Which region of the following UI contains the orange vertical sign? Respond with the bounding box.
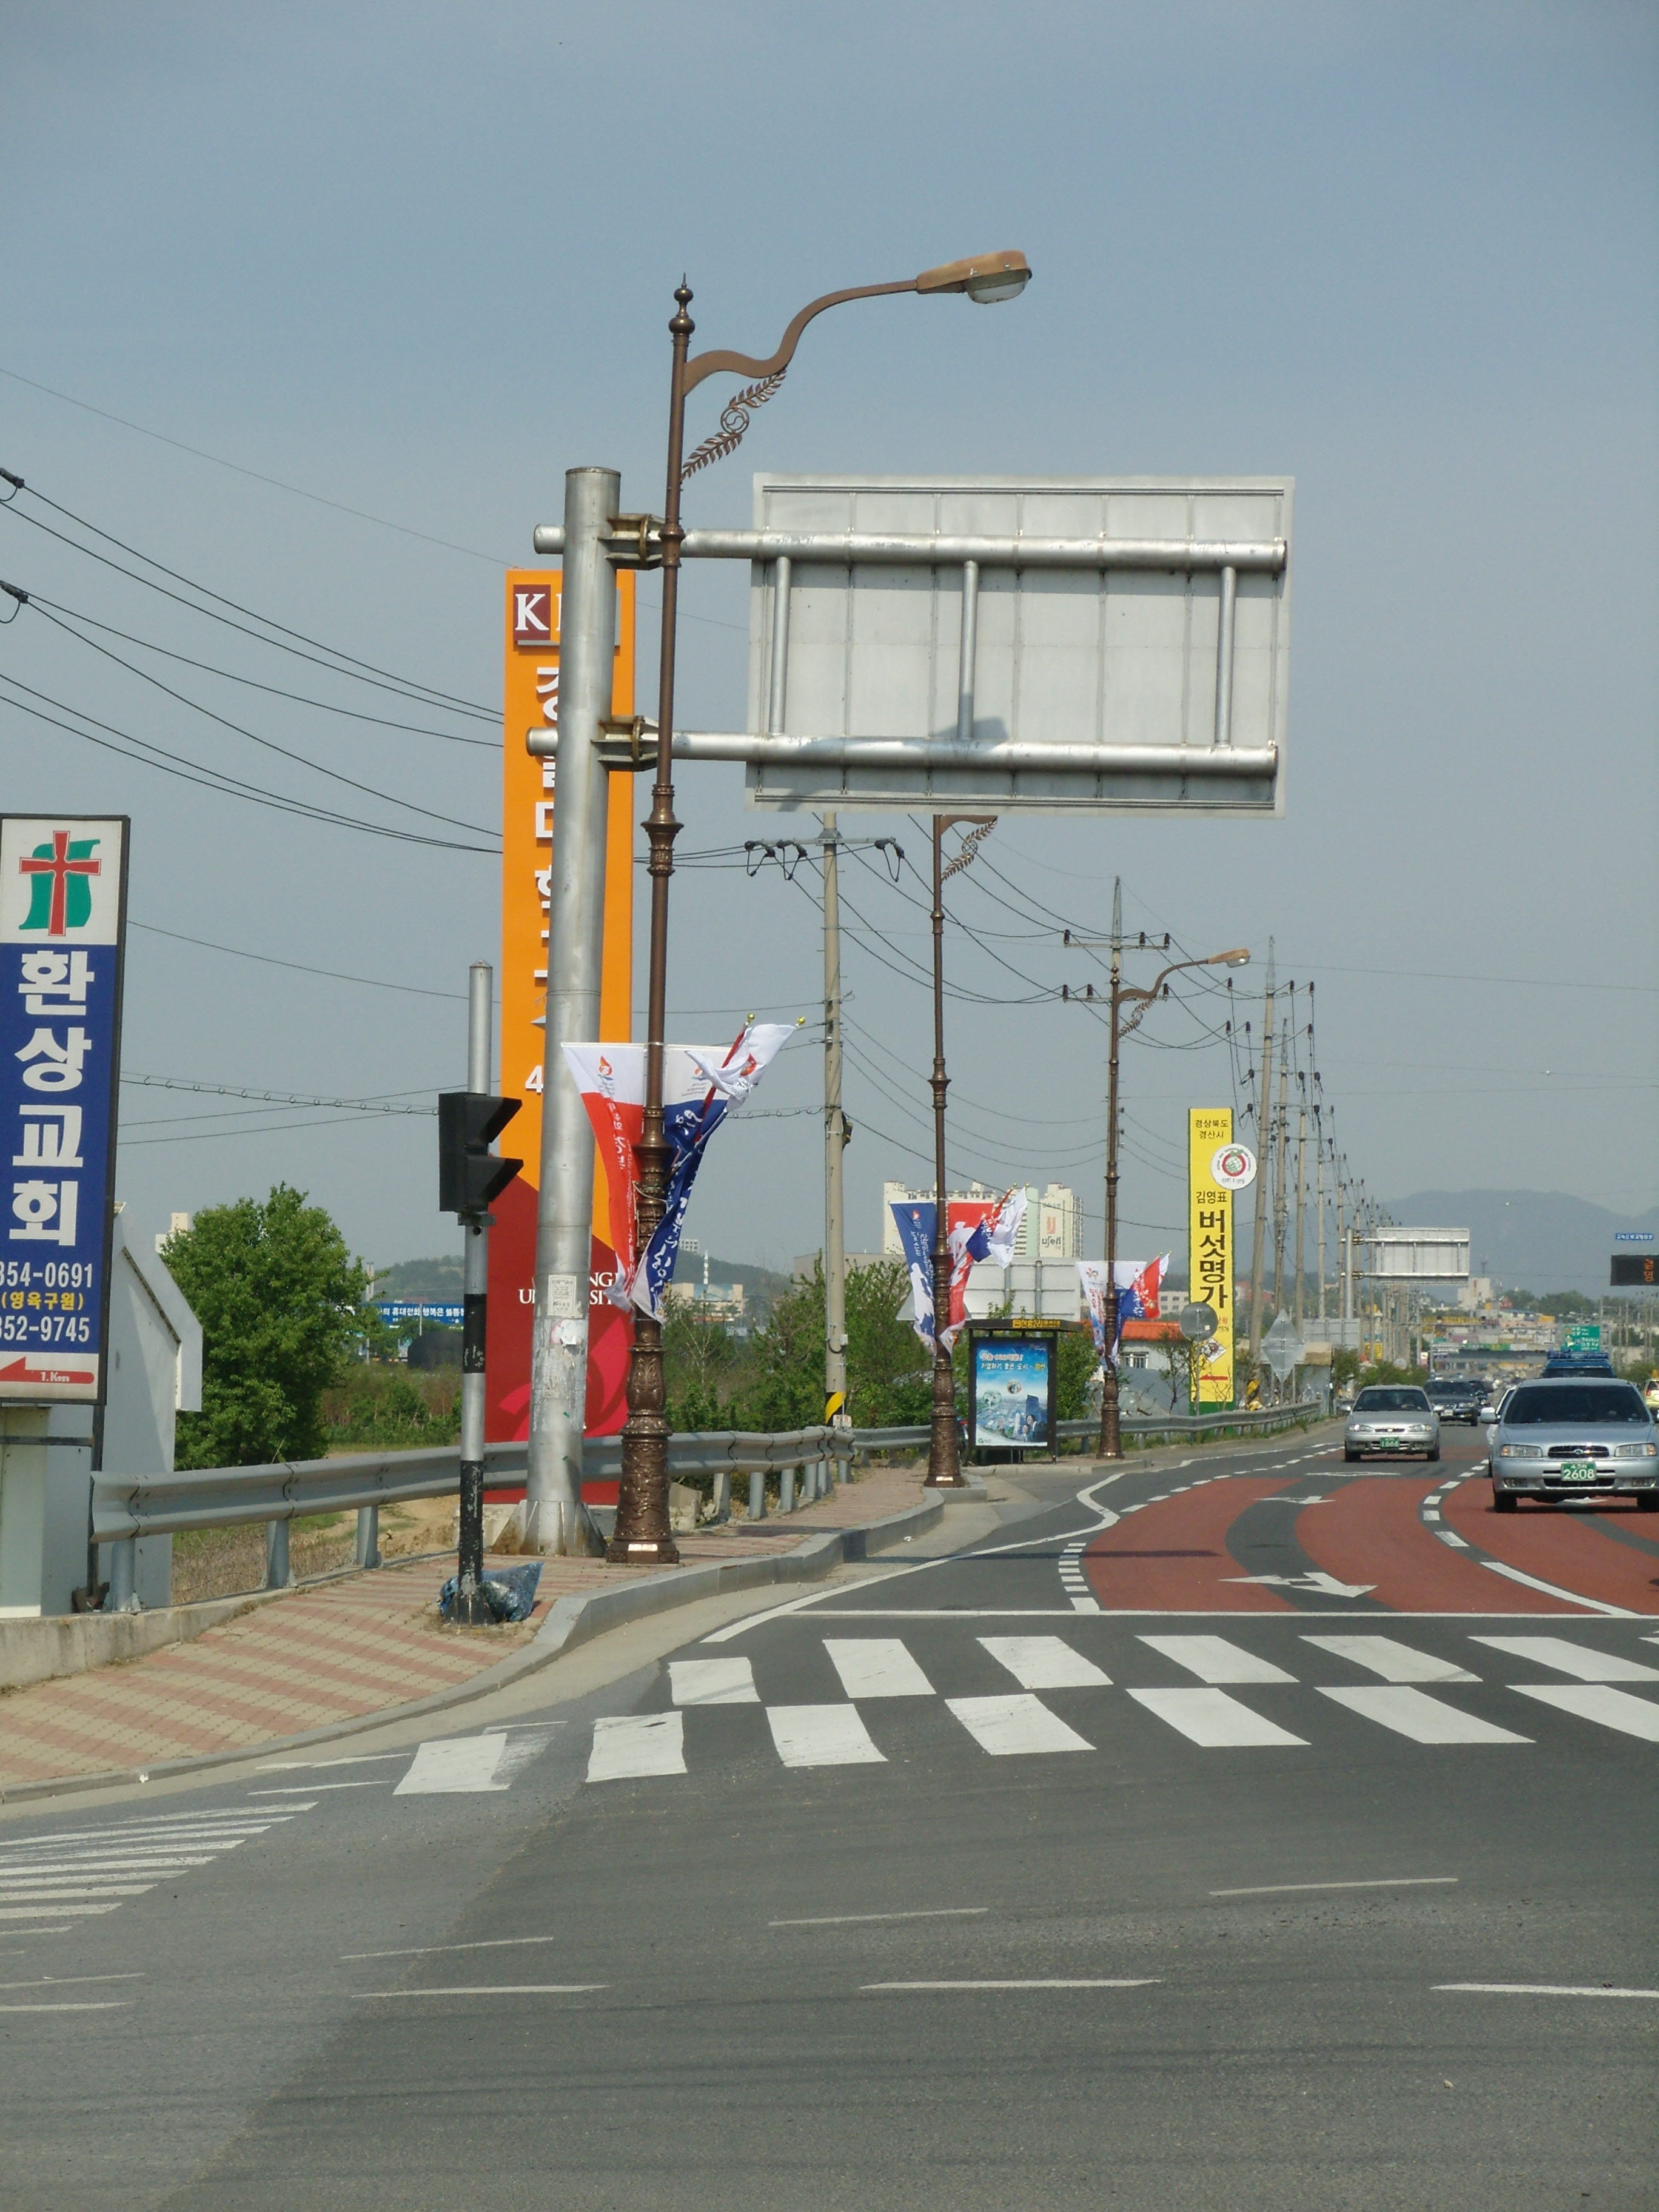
[486,569,636,1444]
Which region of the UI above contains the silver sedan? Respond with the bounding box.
[1489,1377,1659,1512]
[1344,1384,1441,1463]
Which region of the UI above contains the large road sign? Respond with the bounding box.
[719,474,1292,814]
[1612,1254,1658,1287]
[1358,1227,1470,1281]
[0,816,128,1403]
[486,573,637,1445]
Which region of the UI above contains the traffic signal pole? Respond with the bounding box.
[454,964,494,1623]
[525,468,618,1557]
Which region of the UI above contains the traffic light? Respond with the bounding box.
[438,1091,522,1218]
[1611,1253,1658,1287]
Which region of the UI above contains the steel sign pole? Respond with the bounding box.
[526,469,617,1557]
[925,816,964,1487]
[611,289,693,1567]
[1099,879,1124,1460]
[822,814,850,1430]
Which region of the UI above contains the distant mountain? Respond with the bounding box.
[672,1251,793,1316]
[1384,1190,1659,1296]
[372,1255,462,1301]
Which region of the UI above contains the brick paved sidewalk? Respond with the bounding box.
[0,1464,928,1792]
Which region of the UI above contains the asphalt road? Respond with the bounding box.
[5,1426,1656,2211]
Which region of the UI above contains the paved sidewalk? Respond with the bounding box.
[0,1466,928,1791]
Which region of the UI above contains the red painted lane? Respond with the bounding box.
[1442,1476,1659,1615]
[1084,1478,1298,1610]
[1294,1475,1563,1615]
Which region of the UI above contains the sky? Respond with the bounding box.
[1,0,1655,1281]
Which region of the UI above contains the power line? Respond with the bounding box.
[121,1074,438,1114]
[127,920,472,1001]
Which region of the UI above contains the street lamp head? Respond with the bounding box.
[914,249,1033,304]
[1213,948,1252,968]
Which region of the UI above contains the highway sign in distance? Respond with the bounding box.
[1612,1254,1658,1287]
[1179,1301,1219,1341]
[1210,1143,1256,1190]
[1614,1231,1655,1242]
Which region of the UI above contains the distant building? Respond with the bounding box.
[665,1281,748,1328]
[880,1181,1082,1261]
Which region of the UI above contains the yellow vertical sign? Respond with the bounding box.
[1188,1108,1235,1406]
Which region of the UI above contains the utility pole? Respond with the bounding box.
[1314,1098,1327,1327]
[1271,1005,1292,1316]
[1246,941,1275,1363]
[525,466,618,1557]
[822,813,850,1430]
[1293,1068,1308,1329]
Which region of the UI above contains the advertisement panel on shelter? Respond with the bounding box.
[486,572,637,1444]
[0,816,128,1403]
[1187,1107,1235,1406]
[971,1332,1055,1451]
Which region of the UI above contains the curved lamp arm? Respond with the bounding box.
[1119,947,1249,1037]
[678,250,1030,481]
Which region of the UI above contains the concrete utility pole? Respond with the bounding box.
[1314,1099,1326,1327]
[1293,1067,1308,1329]
[1271,1005,1292,1316]
[1246,940,1276,1363]
[525,467,617,1557]
[821,813,850,1430]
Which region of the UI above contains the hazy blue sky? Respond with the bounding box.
[2,1,1654,1279]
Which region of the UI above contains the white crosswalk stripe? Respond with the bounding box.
[823,1640,934,1698]
[1509,1684,1659,1741]
[0,1807,313,1925]
[1317,1686,1530,1745]
[394,1726,560,1795]
[1127,1687,1308,1748]
[1302,1635,1478,1684]
[766,1704,886,1768]
[979,1636,1112,1689]
[587,1712,686,1781]
[1470,1637,1659,1683]
[947,1694,1093,1757]
[1138,1635,1296,1685]
[669,1658,759,1706]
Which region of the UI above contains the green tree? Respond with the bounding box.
[163,1185,371,1468]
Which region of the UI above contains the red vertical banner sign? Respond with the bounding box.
[486,571,636,1445]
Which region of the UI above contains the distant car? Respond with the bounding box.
[1345,1385,1440,1463]
[1542,1351,1616,1378]
[1646,1377,1659,1415]
[1489,1378,1658,1511]
[1426,1378,1483,1423]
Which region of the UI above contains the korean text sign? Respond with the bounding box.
[0,817,127,1402]
[971,1331,1056,1452]
[1187,1107,1234,1406]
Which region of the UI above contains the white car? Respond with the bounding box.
[1344,1384,1441,1463]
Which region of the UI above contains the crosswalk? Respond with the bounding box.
[0,1802,317,1929]
[583,1629,1659,1781]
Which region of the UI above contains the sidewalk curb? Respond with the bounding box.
[0,1491,944,1808]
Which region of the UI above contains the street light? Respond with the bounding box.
[1065,899,1248,1461]
[609,253,1033,1567]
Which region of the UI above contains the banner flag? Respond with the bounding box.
[563,1022,794,1319]
[1077,1254,1168,1361]
[890,1199,936,1347]
[1187,1108,1236,1405]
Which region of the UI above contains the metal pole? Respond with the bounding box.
[925,817,964,1486]
[612,287,692,1565]
[1315,1108,1326,1327]
[1271,1009,1291,1314]
[1293,1070,1308,1329]
[526,468,618,1557]
[1246,942,1275,1362]
[822,814,850,1428]
[1099,878,1124,1460]
[452,963,495,1621]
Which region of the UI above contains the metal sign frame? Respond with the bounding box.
[1358,1228,1471,1282]
[728,474,1292,814]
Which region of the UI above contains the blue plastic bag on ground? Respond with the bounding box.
[437,1560,543,1624]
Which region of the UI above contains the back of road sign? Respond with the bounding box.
[739,474,1292,815]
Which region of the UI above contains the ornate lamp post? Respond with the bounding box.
[608,252,1033,1566]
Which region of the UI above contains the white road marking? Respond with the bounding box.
[394,1734,511,1795]
[1475,1561,1633,1617]
[766,1704,886,1768]
[1509,1684,1659,1741]
[1139,1634,1296,1684]
[669,1657,759,1706]
[354,1985,606,1999]
[1471,1636,1659,1683]
[586,1712,686,1781]
[979,1636,1111,1689]
[1070,1593,1103,1614]
[0,1883,157,1899]
[862,1979,1159,1991]
[247,1781,392,1794]
[1301,1635,1478,1684]
[946,1694,1093,1757]
[0,2000,133,2013]
[823,1639,935,1698]
[1128,1688,1308,1748]
[256,1754,406,1770]
[344,1936,572,1960]
[768,1908,989,1928]
[1318,1686,1529,1745]
[0,1856,219,1874]
[1211,1877,1457,1896]
[1436,1983,1659,1999]
[0,1904,122,1920]
[0,1822,283,1851]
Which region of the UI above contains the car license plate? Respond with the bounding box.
[1376,1438,1401,1450]
[1557,1460,1598,1482]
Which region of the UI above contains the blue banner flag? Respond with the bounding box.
[0,817,129,1403]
